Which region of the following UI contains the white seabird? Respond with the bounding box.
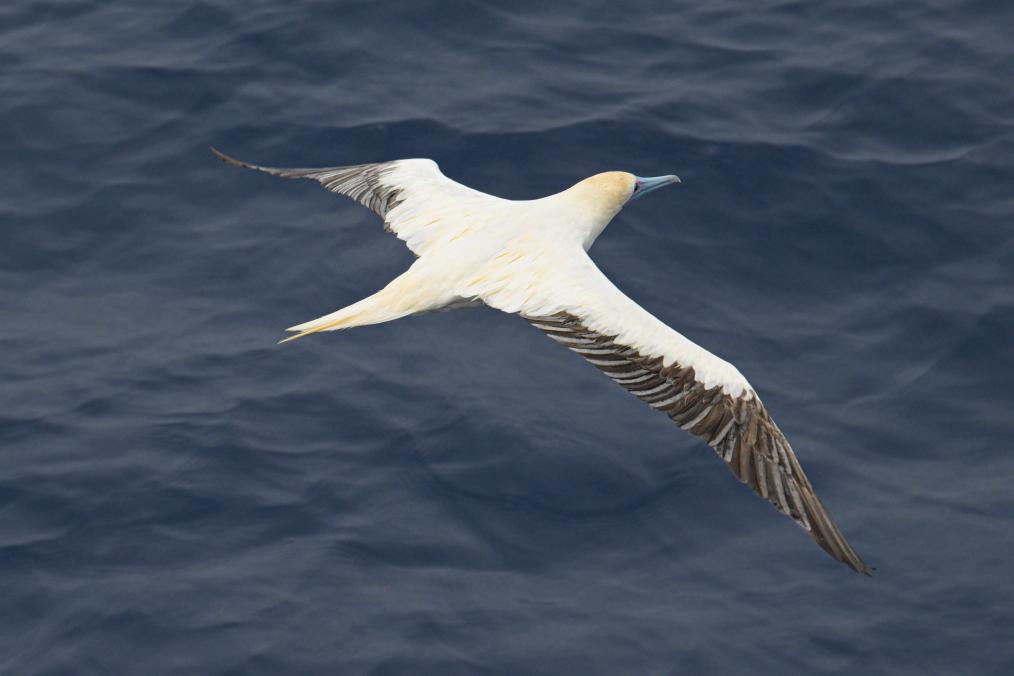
[212,147,870,575]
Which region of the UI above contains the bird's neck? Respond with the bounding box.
[544,186,623,250]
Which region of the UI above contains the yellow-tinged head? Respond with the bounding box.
[566,171,681,220]
[571,172,638,215]
[553,171,681,248]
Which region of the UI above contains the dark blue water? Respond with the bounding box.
[3,1,1013,673]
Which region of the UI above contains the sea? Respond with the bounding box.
[2,1,1012,673]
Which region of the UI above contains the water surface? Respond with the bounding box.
[2,1,1013,673]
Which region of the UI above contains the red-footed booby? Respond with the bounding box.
[212,147,870,575]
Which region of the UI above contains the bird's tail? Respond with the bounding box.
[280,266,450,343]
[280,298,391,343]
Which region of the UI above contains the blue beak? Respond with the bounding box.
[631,174,680,200]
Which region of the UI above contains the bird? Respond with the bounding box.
[211,147,870,575]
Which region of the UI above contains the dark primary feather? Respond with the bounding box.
[526,312,870,575]
[210,147,404,226]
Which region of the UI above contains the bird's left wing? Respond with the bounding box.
[211,148,497,256]
[478,249,869,574]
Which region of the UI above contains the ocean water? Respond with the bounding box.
[2,0,1013,673]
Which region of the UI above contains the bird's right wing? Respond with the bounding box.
[476,248,869,574]
[211,148,499,256]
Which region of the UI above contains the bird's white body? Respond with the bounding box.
[287,159,750,397]
[213,149,869,574]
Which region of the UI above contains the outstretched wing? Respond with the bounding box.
[481,250,869,574]
[211,148,498,256]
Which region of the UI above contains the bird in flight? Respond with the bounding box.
[212,147,870,574]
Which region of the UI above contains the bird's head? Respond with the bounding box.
[556,170,681,248]
[567,171,681,219]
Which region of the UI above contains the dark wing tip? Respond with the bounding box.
[795,474,870,576]
[848,548,873,576]
[850,558,873,576]
[847,539,873,576]
[209,145,236,164]
[838,543,873,576]
[209,147,342,184]
[209,146,269,172]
